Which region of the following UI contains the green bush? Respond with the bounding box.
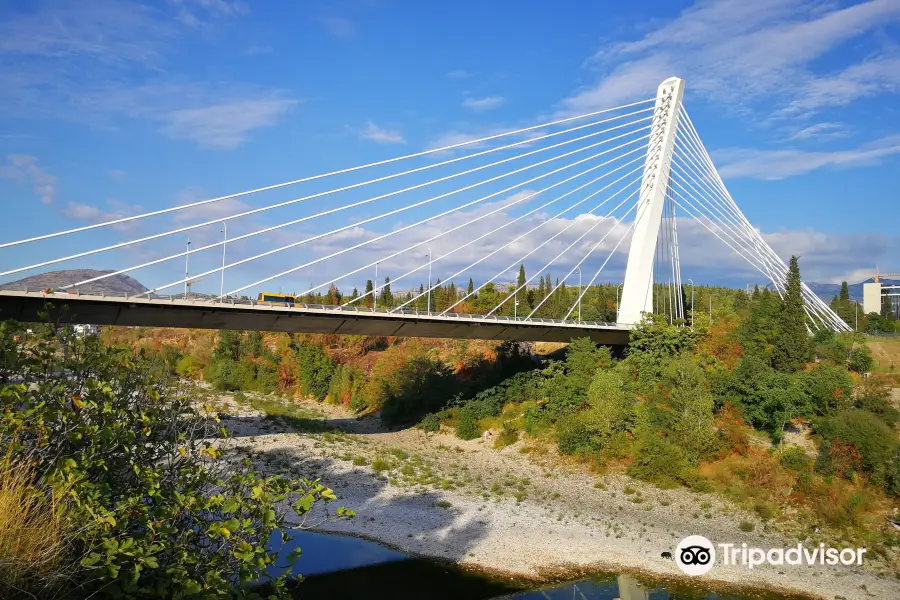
[292,342,335,401]
[815,409,899,486]
[0,319,353,598]
[455,408,480,440]
[848,346,874,374]
[779,446,811,471]
[627,433,695,488]
[802,364,853,416]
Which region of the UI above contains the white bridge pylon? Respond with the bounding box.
[0,78,850,336]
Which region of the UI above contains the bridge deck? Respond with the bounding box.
[0,291,632,345]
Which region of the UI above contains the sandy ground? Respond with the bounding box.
[210,393,900,600]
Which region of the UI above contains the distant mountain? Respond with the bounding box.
[0,269,148,296]
[805,278,900,304]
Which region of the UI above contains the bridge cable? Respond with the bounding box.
[217,136,654,299]
[0,98,655,248]
[6,114,655,282]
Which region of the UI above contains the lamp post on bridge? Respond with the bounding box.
[426,247,432,315]
[574,267,582,322]
[184,238,191,299]
[373,262,378,312]
[220,222,227,300]
[687,278,694,330]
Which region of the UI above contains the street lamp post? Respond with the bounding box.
[855,302,859,331]
[373,262,378,312]
[184,238,191,298]
[574,267,582,322]
[220,223,227,300]
[426,248,433,314]
[687,279,694,330]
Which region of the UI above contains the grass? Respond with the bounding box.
[436,500,452,509]
[739,520,755,532]
[233,393,333,432]
[0,450,72,594]
[371,459,391,472]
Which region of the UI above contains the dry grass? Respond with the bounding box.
[0,448,74,597]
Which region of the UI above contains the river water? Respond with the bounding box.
[272,530,799,600]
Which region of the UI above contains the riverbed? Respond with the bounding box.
[209,391,900,600]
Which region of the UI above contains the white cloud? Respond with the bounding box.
[462,96,506,112]
[0,154,57,204]
[714,135,900,179]
[556,0,900,117]
[784,122,851,142]
[108,169,127,181]
[322,17,356,39]
[0,1,293,149]
[60,199,143,232]
[358,121,405,144]
[447,69,472,79]
[160,97,298,149]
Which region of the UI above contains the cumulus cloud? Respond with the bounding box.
[358,121,405,144]
[462,96,505,112]
[0,154,57,204]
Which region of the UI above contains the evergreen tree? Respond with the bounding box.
[417,284,426,311]
[517,265,526,297]
[351,287,359,301]
[379,276,392,308]
[364,279,374,308]
[537,276,545,301]
[467,277,474,298]
[771,255,810,373]
[839,281,850,302]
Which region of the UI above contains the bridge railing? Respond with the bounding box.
[5,287,626,329]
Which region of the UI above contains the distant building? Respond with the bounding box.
[73,324,100,337]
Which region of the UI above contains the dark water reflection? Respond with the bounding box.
[274,531,796,600]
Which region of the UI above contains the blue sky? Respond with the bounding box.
[1,0,899,297]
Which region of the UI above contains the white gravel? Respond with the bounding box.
[212,394,900,600]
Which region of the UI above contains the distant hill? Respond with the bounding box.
[0,269,148,296]
[806,278,900,304]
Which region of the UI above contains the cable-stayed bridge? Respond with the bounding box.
[0,78,850,343]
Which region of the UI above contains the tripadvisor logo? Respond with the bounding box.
[673,536,867,576]
[675,535,716,576]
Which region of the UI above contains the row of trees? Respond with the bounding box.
[418,256,900,524]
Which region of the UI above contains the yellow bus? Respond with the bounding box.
[257,292,297,306]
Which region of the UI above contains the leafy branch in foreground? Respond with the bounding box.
[0,312,353,599]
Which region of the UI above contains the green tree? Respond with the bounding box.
[467,277,475,298]
[664,356,716,461]
[772,256,810,373]
[0,320,353,599]
[363,279,374,308]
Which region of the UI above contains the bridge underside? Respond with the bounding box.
[0,292,630,345]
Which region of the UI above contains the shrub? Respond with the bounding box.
[455,408,480,440]
[848,346,875,374]
[779,446,811,471]
[802,364,853,416]
[815,409,899,486]
[292,342,335,401]
[627,433,695,488]
[0,319,353,598]
[493,422,520,449]
[739,520,755,532]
